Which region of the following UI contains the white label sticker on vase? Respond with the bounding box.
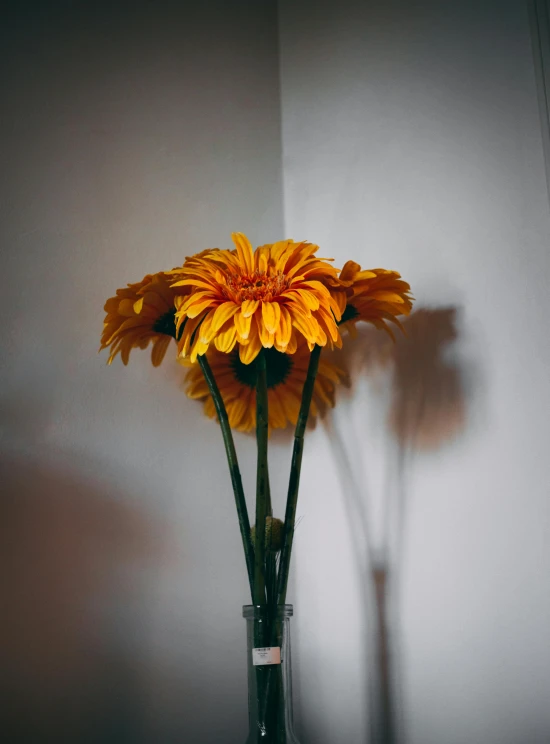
[252,647,281,666]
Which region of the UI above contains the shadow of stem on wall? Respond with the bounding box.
[325,307,468,744]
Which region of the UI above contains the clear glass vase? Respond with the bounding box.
[243,604,300,744]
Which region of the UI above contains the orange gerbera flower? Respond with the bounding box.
[100,272,185,365]
[170,233,343,364]
[183,344,346,432]
[332,261,413,338]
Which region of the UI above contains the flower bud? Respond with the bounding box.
[251,516,284,552]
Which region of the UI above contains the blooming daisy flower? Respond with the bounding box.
[170,233,343,364]
[100,272,184,366]
[183,344,346,432]
[332,261,413,338]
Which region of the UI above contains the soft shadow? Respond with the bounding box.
[326,306,472,744]
[0,452,166,743]
[390,307,466,451]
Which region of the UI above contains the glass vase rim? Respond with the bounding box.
[242,603,293,618]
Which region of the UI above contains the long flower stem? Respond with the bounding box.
[254,350,270,608]
[198,354,255,599]
[253,352,271,742]
[276,344,322,608]
[260,345,322,730]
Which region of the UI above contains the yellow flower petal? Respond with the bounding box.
[275,305,292,349]
[214,322,237,353]
[241,299,259,317]
[286,330,298,355]
[190,337,209,362]
[118,299,138,317]
[239,324,262,364]
[371,291,406,303]
[231,232,255,274]
[257,313,275,348]
[198,309,216,344]
[290,308,320,344]
[339,260,361,283]
[187,298,216,319]
[234,310,252,340]
[151,335,172,367]
[262,301,281,335]
[211,301,240,333]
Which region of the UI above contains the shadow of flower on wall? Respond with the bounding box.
[325,306,471,744]
[0,452,168,743]
[389,307,466,451]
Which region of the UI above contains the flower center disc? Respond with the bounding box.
[153,307,179,338]
[226,271,287,302]
[230,347,293,389]
[339,303,360,325]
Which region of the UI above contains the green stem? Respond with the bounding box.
[253,352,271,742]
[254,350,270,608]
[259,345,322,730]
[276,344,322,608]
[198,354,255,600]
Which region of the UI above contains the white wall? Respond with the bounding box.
[279,1,550,743]
[0,2,283,741]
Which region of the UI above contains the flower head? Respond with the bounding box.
[100,272,184,366]
[183,344,346,432]
[170,233,343,364]
[333,261,413,338]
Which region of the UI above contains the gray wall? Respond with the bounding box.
[1,2,283,742]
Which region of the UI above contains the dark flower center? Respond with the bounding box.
[230,347,293,389]
[339,304,359,325]
[153,308,180,339]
